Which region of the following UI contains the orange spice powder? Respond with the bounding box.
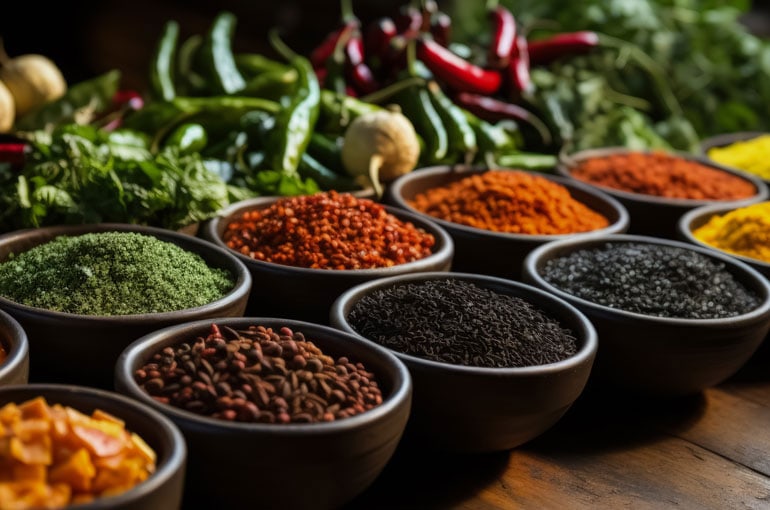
[569,151,756,200]
[407,170,610,235]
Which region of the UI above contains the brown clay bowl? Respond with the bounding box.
[0,223,252,389]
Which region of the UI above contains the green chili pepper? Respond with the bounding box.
[176,34,208,96]
[241,68,298,100]
[235,54,291,78]
[465,111,519,157]
[307,132,343,171]
[395,83,448,165]
[318,90,383,134]
[200,11,247,95]
[298,152,359,192]
[164,123,208,155]
[426,81,477,164]
[267,30,321,177]
[496,152,558,171]
[150,20,179,101]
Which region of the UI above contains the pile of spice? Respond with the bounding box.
[569,151,757,200]
[135,324,383,424]
[541,242,760,319]
[707,135,770,180]
[346,279,578,368]
[223,191,435,270]
[0,232,234,315]
[407,170,609,235]
[691,202,770,264]
[0,396,156,509]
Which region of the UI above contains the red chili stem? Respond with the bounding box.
[488,5,517,69]
[527,31,600,65]
[417,38,502,95]
[454,92,552,146]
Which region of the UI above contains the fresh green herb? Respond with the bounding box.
[0,232,234,315]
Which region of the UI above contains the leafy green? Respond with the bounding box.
[0,124,231,232]
[450,0,770,151]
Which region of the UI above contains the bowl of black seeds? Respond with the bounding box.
[0,223,252,389]
[522,234,770,397]
[329,272,597,453]
[114,317,412,510]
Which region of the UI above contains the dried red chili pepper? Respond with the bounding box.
[364,17,398,59]
[430,11,452,47]
[394,5,423,38]
[309,20,360,69]
[527,31,600,65]
[507,35,532,95]
[487,5,517,68]
[453,92,552,146]
[417,38,502,95]
[344,35,379,94]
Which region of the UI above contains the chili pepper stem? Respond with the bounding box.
[359,76,425,104]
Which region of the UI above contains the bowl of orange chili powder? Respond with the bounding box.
[557,147,769,239]
[385,165,629,279]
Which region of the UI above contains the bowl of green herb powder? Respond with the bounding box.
[0,223,252,389]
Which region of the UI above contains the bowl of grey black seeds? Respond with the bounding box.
[522,234,770,397]
[0,223,252,389]
[114,317,412,510]
[329,272,598,453]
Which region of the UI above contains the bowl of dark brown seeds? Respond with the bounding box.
[329,272,597,453]
[114,317,412,510]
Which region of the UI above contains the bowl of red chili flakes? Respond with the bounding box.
[201,191,454,324]
[556,147,769,239]
[385,165,629,280]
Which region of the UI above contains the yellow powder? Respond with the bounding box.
[707,135,770,180]
[692,201,770,263]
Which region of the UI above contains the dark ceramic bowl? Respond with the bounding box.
[0,223,252,389]
[556,147,769,239]
[329,272,597,453]
[522,234,770,397]
[0,383,186,510]
[678,202,770,279]
[201,195,454,324]
[384,165,629,280]
[700,131,770,187]
[0,308,29,386]
[115,317,412,510]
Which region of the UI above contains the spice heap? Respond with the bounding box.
[407,170,609,235]
[541,242,760,319]
[346,279,578,368]
[691,202,770,264]
[0,232,234,315]
[136,324,383,424]
[0,397,156,509]
[707,135,770,180]
[570,151,757,200]
[223,191,435,269]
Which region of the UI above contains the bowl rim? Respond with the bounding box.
[0,383,186,509]
[0,223,252,322]
[386,164,631,241]
[555,146,770,207]
[699,131,767,155]
[329,271,599,375]
[202,194,455,275]
[523,233,770,326]
[115,317,413,435]
[677,201,770,271]
[0,308,28,380]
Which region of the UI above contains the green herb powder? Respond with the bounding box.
[0,232,234,315]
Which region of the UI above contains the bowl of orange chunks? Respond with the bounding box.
[0,384,186,509]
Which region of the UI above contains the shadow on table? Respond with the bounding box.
[343,437,511,510]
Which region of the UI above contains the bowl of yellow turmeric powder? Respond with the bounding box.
[678,201,770,279]
[701,132,770,186]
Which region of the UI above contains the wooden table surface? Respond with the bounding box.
[345,342,770,509]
